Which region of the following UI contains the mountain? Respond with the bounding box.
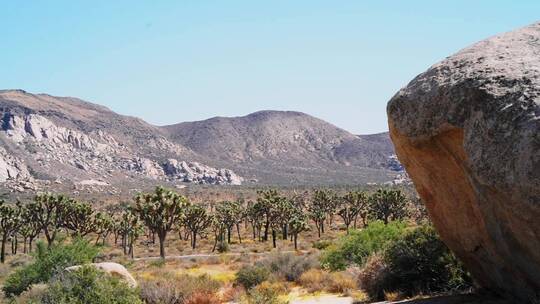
[162,111,398,183]
[0,90,399,196]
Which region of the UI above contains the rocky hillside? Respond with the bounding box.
[0,89,399,195]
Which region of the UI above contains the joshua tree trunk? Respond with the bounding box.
[191,231,197,249]
[129,235,135,259]
[251,223,257,240]
[44,228,56,248]
[263,220,270,241]
[11,237,17,254]
[236,224,242,244]
[28,237,35,253]
[158,231,167,259]
[1,235,7,263]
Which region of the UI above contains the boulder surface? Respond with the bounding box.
[387,22,540,301]
[66,262,137,288]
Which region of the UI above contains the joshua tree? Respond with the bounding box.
[183,204,213,249]
[255,189,282,242]
[211,215,227,252]
[18,204,40,254]
[267,196,293,248]
[369,188,408,224]
[338,191,369,234]
[63,200,96,237]
[118,210,143,258]
[0,202,21,263]
[26,193,70,247]
[215,201,243,244]
[288,206,309,250]
[94,212,114,245]
[245,201,265,241]
[308,190,335,238]
[133,186,189,259]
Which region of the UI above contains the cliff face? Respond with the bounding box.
[387,22,540,301]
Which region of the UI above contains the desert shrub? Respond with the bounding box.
[244,281,285,304]
[40,265,142,304]
[327,272,357,294]
[298,269,355,294]
[256,252,317,282]
[149,259,166,268]
[298,269,330,292]
[11,283,47,304]
[357,253,391,300]
[321,221,407,271]
[235,265,269,289]
[139,273,221,304]
[382,225,472,297]
[3,239,100,297]
[216,241,229,253]
[312,240,333,250]
[184,292,221,304]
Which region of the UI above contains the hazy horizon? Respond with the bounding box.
[2,1,539,134]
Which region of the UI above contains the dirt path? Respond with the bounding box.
[133,250,304,261]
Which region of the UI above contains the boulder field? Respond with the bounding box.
[387,22,540,301]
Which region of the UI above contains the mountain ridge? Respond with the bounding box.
[0,89,399,195]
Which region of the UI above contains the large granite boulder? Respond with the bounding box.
[387,22,540,302]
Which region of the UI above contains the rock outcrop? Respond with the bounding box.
[0,146,29,182]
[0,90,249,189]
[387,23,540,301]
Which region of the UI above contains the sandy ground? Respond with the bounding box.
[285,287,355,304]
[290,294,354,304]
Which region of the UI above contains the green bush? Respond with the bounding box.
[382,225,472,297]
[40,265,142,304]
[235,265,269,289]
[257,253,317,282]
[321,221,407,271]
[3,239,100,297]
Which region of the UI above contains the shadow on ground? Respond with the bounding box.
[371,294,510,304]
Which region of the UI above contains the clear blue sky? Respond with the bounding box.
[2,1,539,134]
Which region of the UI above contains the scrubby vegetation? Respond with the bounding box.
[139,272,221,304]
[40,265,142,304]
[341,225,473,301]
[0,185,476,303]
[321,221,407,271]
[3,239,99,297]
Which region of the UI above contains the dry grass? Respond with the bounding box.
[385,290,404,301]
[357,252,390,300]
[184,292,221,304]
[138,270,222,304]
[298,269,357,295]
[298,269,329,292]
[326,272,357,294]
